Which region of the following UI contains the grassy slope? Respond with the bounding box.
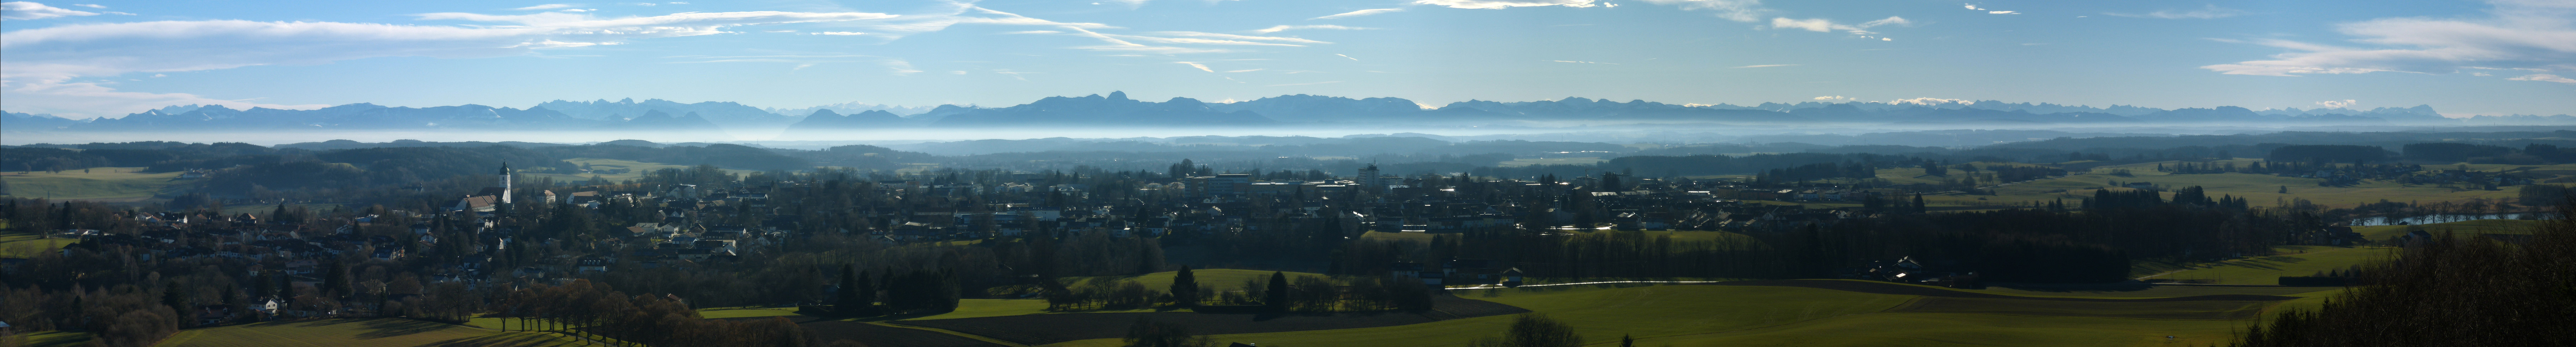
[1048,284,1909,347]
[0,168,185,200]
[154,319,581,347]
[0,232,82,258]
[697,306,804,319]
[1044,281,2313,347]
[2141,246,2398,285]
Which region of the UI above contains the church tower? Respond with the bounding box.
[499,162,514,204]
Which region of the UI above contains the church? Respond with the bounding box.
[451,163,516,215]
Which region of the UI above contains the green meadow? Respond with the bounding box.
[1041,280,2299,347]
[0,167,188,201]
[153,319,582,347]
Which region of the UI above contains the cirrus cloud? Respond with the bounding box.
[2,1,99,20]
[1311,8,1402,20]
[2200,0,2576,78]
[0,10,900,117]
[1412,0,1597,10]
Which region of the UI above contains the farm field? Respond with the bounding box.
[2140,245,2398,285]
[1033,280,2304,347]
[0,232,81,258]
[0,167,187,201]
[153,319,582,347]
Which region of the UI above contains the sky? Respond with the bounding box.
[1,0,2571,119]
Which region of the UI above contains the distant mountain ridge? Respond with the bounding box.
[7,92,2571,134]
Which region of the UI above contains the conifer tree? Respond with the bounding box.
[1169,266,1199,306]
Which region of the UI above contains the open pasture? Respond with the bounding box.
[154,319,580,347]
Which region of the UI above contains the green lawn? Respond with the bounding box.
[0,167,187,201]
[154,319,582,347]
[2141,245,2398,285]
[0,232,80,258]
[697,306,803,319]
[15,331,90,347]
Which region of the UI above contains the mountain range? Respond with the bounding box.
[7,92,2571,135]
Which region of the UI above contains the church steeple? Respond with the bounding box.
[498,162,513,204]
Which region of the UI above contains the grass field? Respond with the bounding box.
[2141,245,2398,285]
[0,167,187,201]
[14,331,90,347]
[0,232,80,258]
[697,306,804,319]
[1033,281,2301,347]
[154,319,582,347]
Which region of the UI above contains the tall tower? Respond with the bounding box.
[1357,164,1381,188]
[499,162,513,204]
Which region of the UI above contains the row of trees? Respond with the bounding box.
[496,279,823,347]
[2233,202,2575,346]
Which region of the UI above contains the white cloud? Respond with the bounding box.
[1733,64,1798,68]
[513,4,574,10]
[2107,5,2245,20]
[2199,0,2576,77]
[1153,31,1329,43]
[1249,24,1371,33]
[1336,53,1359,60]
[560,9,592,12]
[1813,96,1853,101]
[1311,8,1402,20]
[1175,61,1213,72]
[2315,99,2358,108]
[810,31,866,35]
[1964,4,1982,10]
[1988,11,2018,14]
[1636,0,1767,22]
[0,10,902,117]
[70,3,98,8]
[1771,16,1907,35]
[2511,74,2576,83]
[3,1,100,20]
[1412,0,1597,10]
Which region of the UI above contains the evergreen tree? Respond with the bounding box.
[837,264,864,315]
[1169,266,1199,306]
[1264,271,1289,312]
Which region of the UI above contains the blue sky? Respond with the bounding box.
[2,0,2570,119]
